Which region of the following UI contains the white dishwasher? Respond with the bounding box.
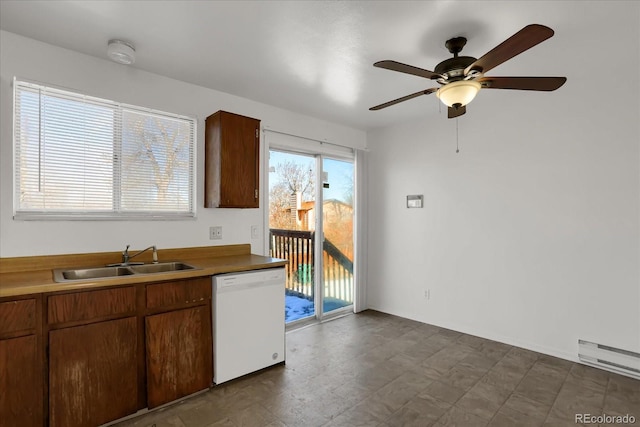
[212,267,285,384]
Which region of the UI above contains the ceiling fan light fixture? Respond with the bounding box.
[107,39,136,65]
[436,80,481,108]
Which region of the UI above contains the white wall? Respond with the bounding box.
[366,2,640,361]
[0,30,366,257]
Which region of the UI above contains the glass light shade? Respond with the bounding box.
[436,80,481,107]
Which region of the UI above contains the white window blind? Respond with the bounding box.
[13,79,196,220]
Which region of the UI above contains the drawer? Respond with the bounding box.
[48,287,136,324]
[0,299,36,334]
[146,278,211,309]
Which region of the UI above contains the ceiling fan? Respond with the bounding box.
[370,24,567,118]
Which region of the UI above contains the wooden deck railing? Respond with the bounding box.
[269,229,315,297]
[322,238,353,302]
[269,228,353,304]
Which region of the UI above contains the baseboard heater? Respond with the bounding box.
[578,339,640,380]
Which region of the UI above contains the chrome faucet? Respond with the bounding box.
[121,244,158,265]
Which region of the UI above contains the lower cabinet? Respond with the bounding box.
[48,317,138,427]
[0,297,42,427]
[146,305,213,408]
[2,277,214,426]
[0,334,42,427]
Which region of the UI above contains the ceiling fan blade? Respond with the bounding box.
[374,60,444,80]
[478,76,567,91]
[448,104,466,119]
[464,24,555,75]
[369,88,437,111]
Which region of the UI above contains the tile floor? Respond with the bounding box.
[114,310,639,427]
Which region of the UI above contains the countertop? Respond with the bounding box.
[0,244,287,298]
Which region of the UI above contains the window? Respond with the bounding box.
[13,79,196,220]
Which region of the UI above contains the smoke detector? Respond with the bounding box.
[107,39,136,65]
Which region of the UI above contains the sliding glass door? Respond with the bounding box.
[269,150,317,323]
[268,149,354,324]
[320,157,354,316]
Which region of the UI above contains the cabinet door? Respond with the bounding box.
[205,111,260,208]
[0,335,42,427]
[49,317,137,427]
[146,278,211,310]
[220,113,260,208]
[146,305,212,408]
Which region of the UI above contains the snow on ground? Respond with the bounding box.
[285,293,351,322]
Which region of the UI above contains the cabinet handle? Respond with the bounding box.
[254,189,258,199]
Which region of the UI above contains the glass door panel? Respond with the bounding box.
[321,157,354,315]
[268,150,316,323]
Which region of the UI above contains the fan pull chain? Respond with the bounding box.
[456,117,460,153]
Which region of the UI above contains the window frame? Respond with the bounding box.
[12,79,197,221]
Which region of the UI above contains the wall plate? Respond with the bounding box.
[407,195,423,208]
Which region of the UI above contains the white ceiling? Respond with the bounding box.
[0,1,605,131]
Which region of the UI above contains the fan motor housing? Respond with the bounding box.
[434,56,477,81]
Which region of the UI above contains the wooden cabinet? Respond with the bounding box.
[146,278,211,309]
[0,274,218,425]
[0,298,43,427]
[47,287,138,427]
[47,286,136,324]
[48,318,138,427]
[205,110,260,208]
[146,306,213,408]
[0,298,37,333]
[145,277,212,408]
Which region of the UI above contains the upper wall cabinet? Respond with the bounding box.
[205,111,260,208]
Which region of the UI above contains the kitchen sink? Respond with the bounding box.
[53,262,197,283]
[54,266,135,282]
[128,262,195,274]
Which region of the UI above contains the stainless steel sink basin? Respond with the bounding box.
[54,266,134,282]
[129,262,195,274]
[53,262,197,282]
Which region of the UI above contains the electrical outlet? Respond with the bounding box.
[424,289,431,300]
[251,225,258,239]
[209,226,222,240]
